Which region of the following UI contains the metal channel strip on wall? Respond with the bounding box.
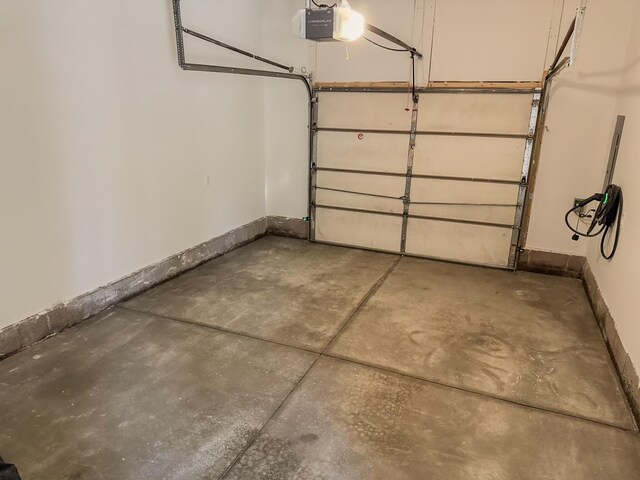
[310,87,542,270]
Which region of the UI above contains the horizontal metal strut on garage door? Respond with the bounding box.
[308,83,542,270]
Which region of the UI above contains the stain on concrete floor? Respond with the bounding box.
[0,308,316,479]
[326,257,636,429]
[123,236,396,352]
[225,357,640,480]
[1,236,639,479]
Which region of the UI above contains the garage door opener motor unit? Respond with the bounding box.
[293,1,365,42]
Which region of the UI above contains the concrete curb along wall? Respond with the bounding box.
[0,216,308,360]
[582,261,640,422]
[267,216,308,239]
[517,248,585,278]
[520,248,640,423]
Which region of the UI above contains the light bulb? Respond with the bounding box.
[333,7,365,42]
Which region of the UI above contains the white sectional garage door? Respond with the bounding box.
[310,88,540,269]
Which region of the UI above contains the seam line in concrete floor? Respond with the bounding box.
[118,255,639,437]
[320,256,403,355]
[218,256,402,479]
[119,297,639,436]
[119,300,638,437]
[325,352,640,436]
[221,354,322,479]
[117,305,322,355]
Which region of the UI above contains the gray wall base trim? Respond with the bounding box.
[582,261,640,424]
[517,248,585,278]
[1,216,307,360]
[267,216,309,239]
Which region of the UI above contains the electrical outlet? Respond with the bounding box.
[573,198,585,216]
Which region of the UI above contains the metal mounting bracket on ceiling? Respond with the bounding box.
[181,27,295,73]
[172,0,310,92]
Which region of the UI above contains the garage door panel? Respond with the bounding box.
[411,178,519,205]
[413,135,525,181]
[315,208,402,252]
[405,219,512,267]
[318,92,412,131]
[410,205,517,225]
[316,190,402,214]
[317,131,408,173]
[313,90,535,268]
[417,94,533,134]
[316,171,405,214]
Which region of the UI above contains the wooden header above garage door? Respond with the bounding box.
[314,81,543,93]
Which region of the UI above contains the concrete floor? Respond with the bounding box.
[1,236,639,479]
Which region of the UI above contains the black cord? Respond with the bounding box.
[361,36,416,101]
[363,36,408,52]
[600,189,623,259]
[564,210,606,237]
[564,184,623,259]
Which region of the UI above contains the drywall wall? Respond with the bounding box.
[0,0,268,329]
[526,0,637,255]
[586,2,640,372]
[262,0,312,219]
[314,0,561,83]
[428,0,562,81]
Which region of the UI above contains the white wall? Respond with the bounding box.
[0,0,268,329]
[262,0,312,218]
[587,2,640,371]
[526,0,637,254]
[314,0,561,83]
[428,0,561,82]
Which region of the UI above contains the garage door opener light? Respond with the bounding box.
[293,0,365,42]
